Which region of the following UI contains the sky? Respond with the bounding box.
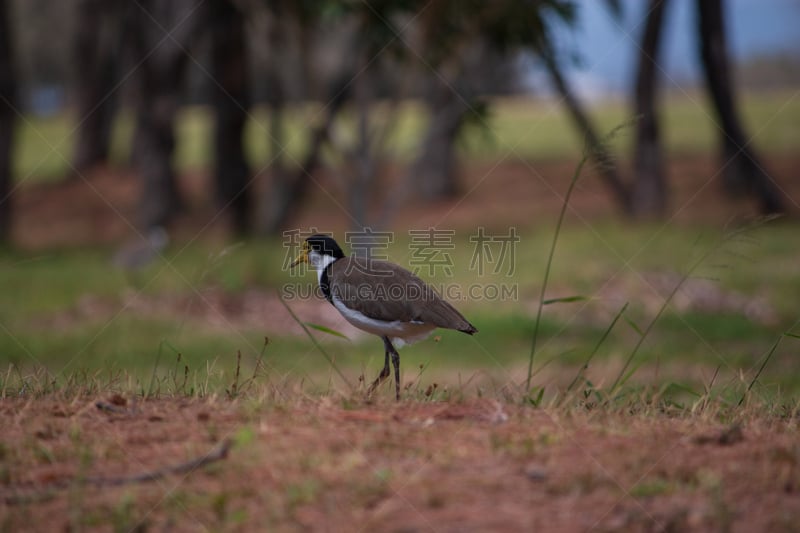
[548,0,800,97]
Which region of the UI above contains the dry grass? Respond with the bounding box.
[1,371,798,532]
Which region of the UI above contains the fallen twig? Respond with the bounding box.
[693,423,744,446]
[94,400,130,414]
[3,439,232,505]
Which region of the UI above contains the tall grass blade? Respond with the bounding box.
[610,272,689,393]
[543,295,588,305]
[305,323,350,340]
[147,341,165,398]
[738,334,784,406]
[694,364,721,413]
[610,217,774,395]
[526,120,637,394]
[623,315,644,337]
[526,156,587,392]
[566,302,629,393]
[278,292,354,392]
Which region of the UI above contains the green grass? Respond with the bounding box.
[1,221,798,399]
[11,90,800,182]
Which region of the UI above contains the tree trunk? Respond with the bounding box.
[412,80,465,201]
[262,80,349,233]
[697,0,784,214]
[130,0,204,230]
[632,0,669,216]
[210,0,250,235]
[348,51,375,229]
[541,51,632,213]
[71,0,123,174]
[0,0,15,242]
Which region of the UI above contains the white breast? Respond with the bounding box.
[331,296,435,347]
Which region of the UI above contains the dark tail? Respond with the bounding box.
[460,323,478,335]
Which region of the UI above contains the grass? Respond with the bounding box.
[12,90,800,182]
[1,219,798,401]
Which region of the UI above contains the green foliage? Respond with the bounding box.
[303,323,350,340]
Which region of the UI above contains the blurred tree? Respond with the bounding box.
[409,2,481,202]
[253,0,353,233]
[347,45,376,228]
[457,0,632,212]
[210,0,251,235]
[3,0,786,241]
[129,0,206,230]
[70,0,126,174]
[357,0,581,214]
[337,1,399,228]
[411,0,569,202]
[235,0,591,233]
[250,0,579,232]
[541,49,632,212]
[697,0,784,214]
[0,0,14,241]
[628,0,785,215]
[261,82,349,233]
[252,0,291,232]
[12,0,74,91]
[631,0,669,216]
[411,76,470,201]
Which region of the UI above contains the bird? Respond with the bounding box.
[290,234,477,400]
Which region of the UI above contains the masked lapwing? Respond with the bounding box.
[291,234,477,400]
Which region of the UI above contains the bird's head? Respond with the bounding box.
[290,234,346,271]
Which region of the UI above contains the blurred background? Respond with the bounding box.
[0,0,797,399]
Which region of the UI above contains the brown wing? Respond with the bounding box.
[329,257,477,333]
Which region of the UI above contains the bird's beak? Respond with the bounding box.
[290,247,308,268]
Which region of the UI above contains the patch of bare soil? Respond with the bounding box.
[536,270,780,327]
[1,397,798,532]
[8,155,800,249]
[30,287,370,341]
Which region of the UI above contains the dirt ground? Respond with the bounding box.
[1,396,798,532]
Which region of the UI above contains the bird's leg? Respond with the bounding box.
[376,336,401,401]
[389,342,401,401]
[367,337,392,395]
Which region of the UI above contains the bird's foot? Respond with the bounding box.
[366,368,391,397]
